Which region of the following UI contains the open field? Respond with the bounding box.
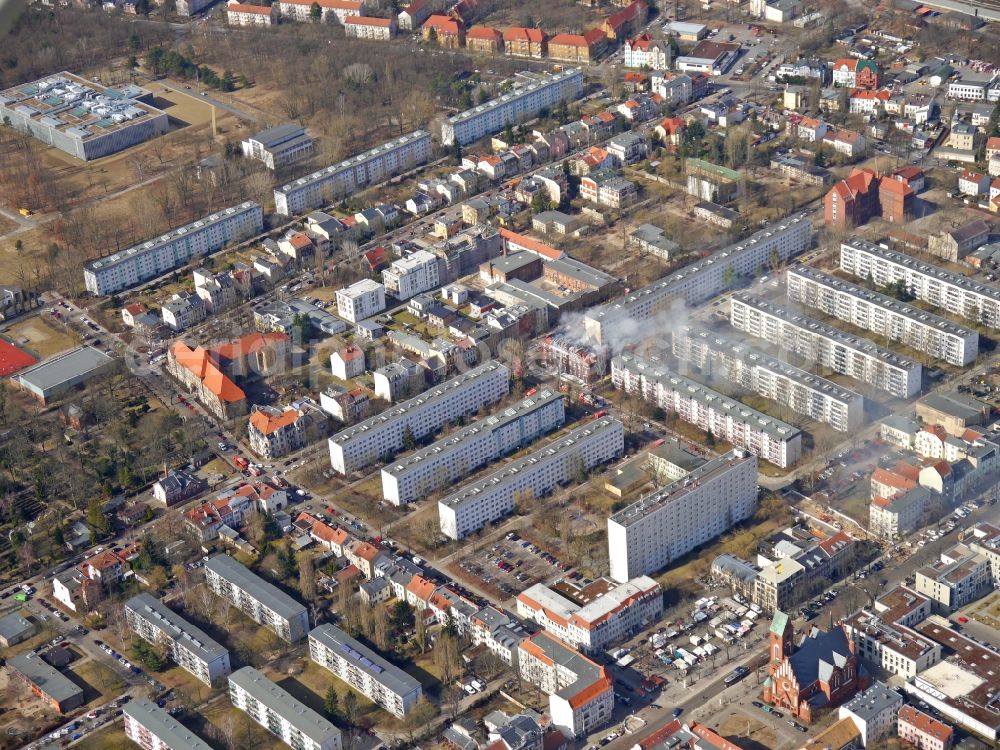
[73,659,128,705]
[74,725,132,750]
[719,713,777,750]
[5,316,80,359]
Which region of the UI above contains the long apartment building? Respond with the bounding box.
[381,388,565,505]
[228,667,342,750]
[516,576,663,654]
[584,213,812,344]
[124,698,214,750]
[840,237,1000,329]
[309,624,423,718]
[730,293,922,399]
[607,450,758,583]
[124,594,231,686]
[204,554,309,642]
[843,587,940,680]
[787,264,979,366]
[84,201,263,295]
[673,324,864,433]
[611,352,801,468]
[518,632,614,739]
[441,69,584,146]
[274,130,432,216]
[329,360,510,474]
[438,417,625,540]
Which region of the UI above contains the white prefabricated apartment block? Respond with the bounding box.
[611,352,802,468]
[204,555,310,642]
[584,213,811,344]
[124,594,231,686]
[228,667,342,750]
[516,576,663,654]
[335,279,386,323]
[840,237,1000,330]
[309,624,423,718]
[441,69,585,146]
[124,698,214,750]
[382,250,441,301]
[273,130,432,216]
[608,450,758,582]
[439,417,625,540]
[329,360,510,474]
[381,388,565,505]
[673,324,864,433]
[84,202,263,295]
[787,264,979,367]
[730,293,922,399]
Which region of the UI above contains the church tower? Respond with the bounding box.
[768,610,794,669]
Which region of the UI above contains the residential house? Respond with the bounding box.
[580,170,637,209]
[503,27,547,58]
[601,0,647,42]
[152,469,206,507]
[331,345,366,380]
[622,33,671,70]
[466,25,503,53]
[548,29,607,63]
[161,292,206,331]
[248,401,328,460]
[832,58,880,89]
[396,0,429,30]
[958,170,990,197]
[423,15,465,47]
[343,15,396,39]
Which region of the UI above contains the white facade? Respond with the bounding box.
[240,123,314,170]
[343,16,396,39]
[623,39,671,71]
[673,324,864,433]
[309,624,423,718]
[125,594,231,686]
[442,69,585,146]
[607,451,758,582]
[329,360,510,474]
[382,250,441,301]
[331,346,365,380]
[381,388,565,505]
[948,79,991,101]
[585,213,811,344]
[124,699,214,750]
[838,682,903,747]
[611,353,802,468]
[84,202,263,295]
[228,667,342,750]
[788,264,978,366]
[845,611,939,680]
[274,131,431,216]
[730,293,922,399]
[336,279,386,323]
[650,73,693,106]
[840,238,1000,329]
[226,2,277,26]
[516,577,662,653]
[204,555,310,642]
[869,487,930,540]
[278,0,365,23]
[439,417,625,540]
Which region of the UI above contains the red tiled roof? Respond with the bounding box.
[898,705,953,743]
[503,26,546,42]
[344,15,393,25]
[249,408,300,436]
[466,25,502,40]
[227,3,274,13]
[834,57,858,71]
[424,14,461,32]
[499,228,563,260]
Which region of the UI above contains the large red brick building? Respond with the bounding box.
[763,611,867,724]
[824,168,913,229]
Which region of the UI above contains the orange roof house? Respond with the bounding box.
[548,28,607,62]
[249,408,301,435]
[466,25,503,52]
[423,14,465,46]
[503,27,548,57]
[602,0,647,40]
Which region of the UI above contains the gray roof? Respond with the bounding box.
[919,391,988,421]
[228,667,341,745]
[841,681,902,721]
[125,593,229,665]
[8,651,83,704]
[712,553,759,583]
[13,346,114,393]
[309,624,422,697]
[0,611,35,642]
[123,698,213,750]
[204,554,307,621]
[545,256,615,289]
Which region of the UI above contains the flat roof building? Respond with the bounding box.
[84,202,263,295]
[274,131,432,216]
[241,123,315,171]
[585,213,811,344]
[228,667,342,750]
[608,450,758,582]
[787,264,978,367]
[441,69,584,146]
[0,611,36,647]
[381,388,565,505]
[0,72,168,161]
[840,237,1000,330]
[309,624,423,718]
[7,651,84,713]
[439,417,625,540]
[673,323,864,433]
[612,352,801,468]
[124,698,214,750]
[329,360,510,474]
[125,593,232,686]
[11,346,115,404]
[730,293,921,399]
[204,554,309,642]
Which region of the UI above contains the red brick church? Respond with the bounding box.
[762,611,867,724]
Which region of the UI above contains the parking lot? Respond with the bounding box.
[453,531,570,600]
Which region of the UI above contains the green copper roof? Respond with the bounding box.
[769,610,789,637]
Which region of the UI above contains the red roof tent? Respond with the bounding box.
[0,339,38,377]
